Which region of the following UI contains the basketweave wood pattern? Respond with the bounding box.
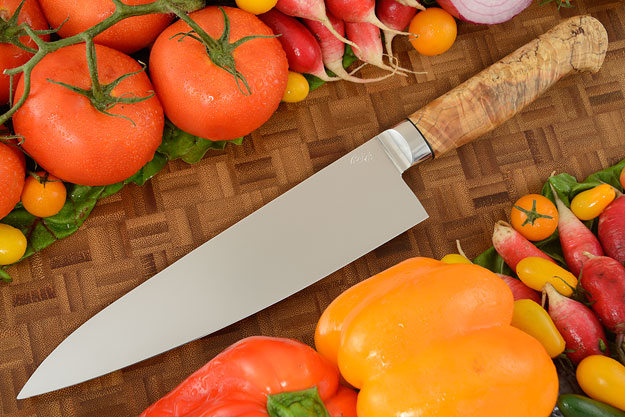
[2,1,625,415]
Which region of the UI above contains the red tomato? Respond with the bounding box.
[149,6,288,141]
[0,141,25,219]
[13,43,164,186]
[0,0,49,104]
[38,0,172,54]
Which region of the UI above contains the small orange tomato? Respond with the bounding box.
[408,7,457,56]
[21,172,67,218]
[620,166,624,190]
[571,184,616,221]
[510,194,558,241]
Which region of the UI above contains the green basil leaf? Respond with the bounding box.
[473,246,513,275]
[158,120,242,163]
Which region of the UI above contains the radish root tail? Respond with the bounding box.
[397,0,426,10]
[312,70,342,82]
[320,17,361,52]
[366,54,408,76]
[327,61,400,83]
[383,31,396,59]
[367,10,415,36]
[456,240,470,261]
[384,53,425,75]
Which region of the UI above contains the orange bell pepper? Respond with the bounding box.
[315,257,559,417]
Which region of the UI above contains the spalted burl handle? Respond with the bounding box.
[408,16,608,157]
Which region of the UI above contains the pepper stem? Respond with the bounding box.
[266,387,331,417]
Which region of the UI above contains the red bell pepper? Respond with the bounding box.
[140,336,357,417]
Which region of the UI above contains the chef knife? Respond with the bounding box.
[18,15,607,399]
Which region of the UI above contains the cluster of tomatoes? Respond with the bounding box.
[0,0,296,265]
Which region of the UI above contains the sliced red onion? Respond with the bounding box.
[437,0,532,24]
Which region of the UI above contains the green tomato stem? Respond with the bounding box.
[0,0,207,126]
[513,199,554,227]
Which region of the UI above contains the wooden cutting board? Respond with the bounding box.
[2,1,625,415]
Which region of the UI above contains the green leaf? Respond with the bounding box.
[158,120,242,163]
[543,173,577,206]
[124,151,168,186]
[473,246,513,275]
[0,268,11,283]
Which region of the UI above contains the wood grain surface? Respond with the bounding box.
[2,1,625,415]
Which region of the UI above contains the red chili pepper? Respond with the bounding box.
[140,336,357,417]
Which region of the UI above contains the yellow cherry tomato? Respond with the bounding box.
[571,184,616,221]
[516,257,578,296]
[234,0,278,15]
[21,172,67,218]
[577,355,625,411]
[282,71,309,103]
[510,194,558,241]
[0,223,27,265]
[620,166,625,190]
[510,299,565,358]
[408,7,457,56]
[441,254,471,264]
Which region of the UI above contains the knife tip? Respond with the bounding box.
[17,373,43,400]
[16,386,32,400]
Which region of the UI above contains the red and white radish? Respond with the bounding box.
[345,22,412,74]
[598,192,625,264]
[326,0,412,35]
[551,184,604,278]
[436,0,532,25]
[544,283,610,364]
[492,221,555,271]
[302,16,396,83]
[580,253,625,363]
[275,0,358,50]
[259,9,338,81]
[376,0,418,57]
[497,273,541,304]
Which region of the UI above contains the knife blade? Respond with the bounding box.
[18,15,607,399]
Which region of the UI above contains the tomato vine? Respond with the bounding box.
[0,0,268,126]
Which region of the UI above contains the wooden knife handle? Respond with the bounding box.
[408,15,608,158]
